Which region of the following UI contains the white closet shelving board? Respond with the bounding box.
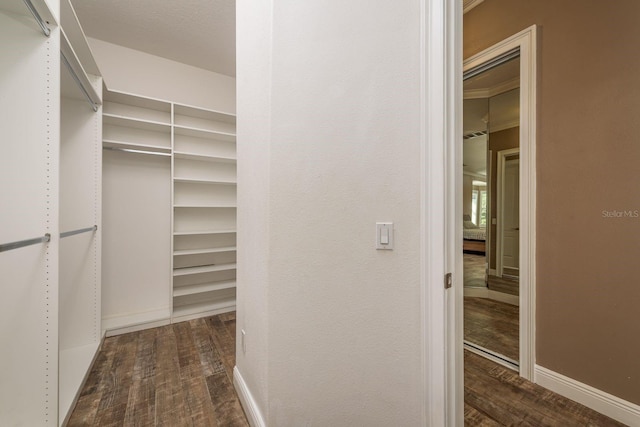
[103,92,171,125]
[102,150,171,330]
[103,115,171,148]
[174,232,236,251]
[174,207,237,233]
[174,181,237,207]
[173,104,236,135]
[0,11,60,427]
[173,132,236,158]
[173,287,236,321]
[174,158,237,182]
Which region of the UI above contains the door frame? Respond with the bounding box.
[460,25,537,381]
[496,148,520,277]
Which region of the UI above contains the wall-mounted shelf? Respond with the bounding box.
[173,151,236,163]
[173,177,237,185]
[171,103,237,320]
[173,263,237,277]
[173,229,237,236]
[173,279,236,297]
[173,246,236,256]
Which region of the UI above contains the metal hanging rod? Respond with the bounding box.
[60,225,97,239]
[22,0,51,37]
[103,146,172,157]
[0,233,51,253]
[61,52,99,112]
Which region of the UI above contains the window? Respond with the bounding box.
[471,186,487,227]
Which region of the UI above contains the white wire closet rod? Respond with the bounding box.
[0,233,51,253]
[61,52,99,112]
[60,225,97,239]
[22,0,51,37]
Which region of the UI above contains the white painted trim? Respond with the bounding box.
[463,0,485,15]
[496,147,520,278]
[535,365,640,426]
[233,367,266,427]
[422,0,462,424]
[463,76,519,99]
[462,25,537,381]
[463,288,519,306]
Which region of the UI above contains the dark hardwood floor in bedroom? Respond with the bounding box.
[67,312,624,426]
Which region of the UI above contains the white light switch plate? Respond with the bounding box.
[376,222,394,250]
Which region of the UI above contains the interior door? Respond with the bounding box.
[502,157,519,273]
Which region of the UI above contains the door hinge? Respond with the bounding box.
[444,273,452,289]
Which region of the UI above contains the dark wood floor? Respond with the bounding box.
[69,312,624,426]
[67,313,248,426]
[464,253,486,288]
[464,296,519,361]
[464,351,625,426]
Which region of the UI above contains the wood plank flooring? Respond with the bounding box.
[69,311,624,426]
[464,351,625,426]
[464,297,519,361]
[67,313,248,427]
[464,253,487,288]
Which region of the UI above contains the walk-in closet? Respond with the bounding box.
[1,0,236,424]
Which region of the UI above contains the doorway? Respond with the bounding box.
[459,26,537,380]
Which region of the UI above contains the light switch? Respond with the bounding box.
[376,222,394,250]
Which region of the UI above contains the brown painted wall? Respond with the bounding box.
[465,0,640,405]
[488,127,519,270]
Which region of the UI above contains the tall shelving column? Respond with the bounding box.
[101,90,173,333]
[172,104,237,322]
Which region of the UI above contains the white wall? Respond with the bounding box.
[235,0,271,421]
[236,0,424,425]
[87,37,236,113]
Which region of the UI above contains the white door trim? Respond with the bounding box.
[461,25,537,381]
[496,147,520,277]
[420,0,462,425]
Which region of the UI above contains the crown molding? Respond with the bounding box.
[464,77,519,100]
[463,0,485,14]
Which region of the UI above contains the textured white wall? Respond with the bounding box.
[87,38,236,113]
[237,0,424,424]
[235,0,272,420]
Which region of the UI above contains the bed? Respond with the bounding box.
[463,215,486,254]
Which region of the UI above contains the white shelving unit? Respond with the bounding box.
[172,104,237,322]
[101,90,173,335]
[101,91,237,331]
[1,0,103,425]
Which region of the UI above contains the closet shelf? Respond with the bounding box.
[103,113,171,132]
[173,246,237,256]
[173,263,237,277]
[173,280,236,297]
[173,177,237,185]
[173,230,237,236]
[174,125,236,142]
[173,151,236,163]
[172,296,236,320]
[103,139,171,153]
[173,203,237,208]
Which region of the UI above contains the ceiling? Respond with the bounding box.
[71,0,236,77]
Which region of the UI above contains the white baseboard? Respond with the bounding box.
[463,287,519,306]
[535,365,640,426]
[234,366,266,427]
